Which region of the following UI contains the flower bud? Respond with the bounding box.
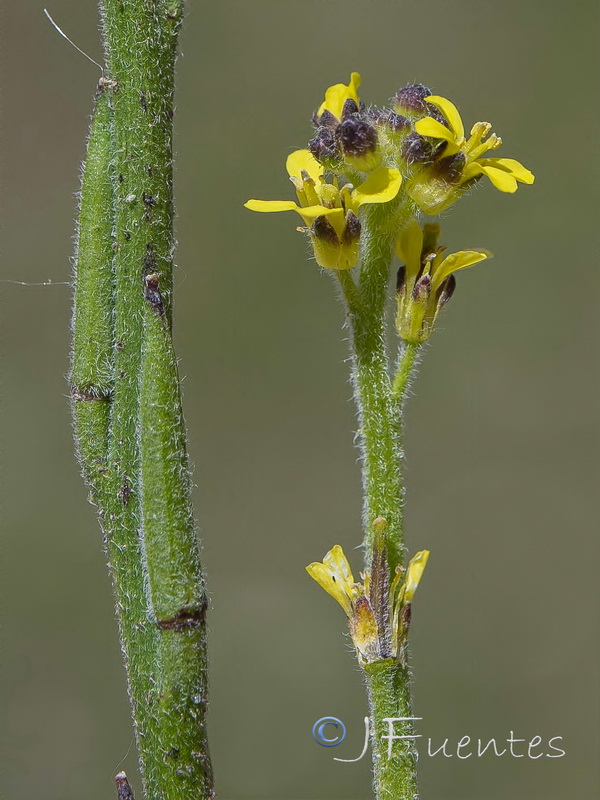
[308,126,341,169]
[401,132,434,165]
[337,116,380,171]
[341,98,359,119]
[394,83,433,118]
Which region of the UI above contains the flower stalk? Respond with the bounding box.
[71,2,213,798]
[246,72,533,800]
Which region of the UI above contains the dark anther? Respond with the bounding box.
[124,231,131,241]
[402,132,434,164]
[157,599,208,631]
[312,215,340,245]
[118,173,124,184]
[432,152,466,183]
[341,98,359,119]
[167,747,180,760]
[139,91,147,112]
[115,771,135,800]
[337,116,378,157]
[342,210,361,244]
[394,83,433,115]
[115,340,124,351]
[396,265,406,294]
[144,271,164,316]
[308,127,340,164]
[142,192,156,207]
[412,272,432,301]
[437,273,457,306]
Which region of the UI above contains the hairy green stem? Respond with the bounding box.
[71,2,214,797]
[338,203,421,800]
[71,78,115,500]
[364,661,418,800]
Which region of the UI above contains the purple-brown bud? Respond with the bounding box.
[402,132,434,165]
[308,126,341,167]
[341,98,359,119]
[337,116,379,170]
[394,83,433,117]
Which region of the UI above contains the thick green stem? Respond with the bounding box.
[338,203,421,800]
[139,298,213,796]
[71,2,213,797]
[364,661,418,800]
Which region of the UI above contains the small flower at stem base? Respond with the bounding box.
[306,545,430,665]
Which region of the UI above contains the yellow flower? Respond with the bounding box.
[396,219,491,343]
[306,544,429,664]
[244,149,401,270]
[316,72,361,123]
[407,95,534,213]
[306,544,360,616]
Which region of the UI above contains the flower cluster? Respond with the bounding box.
[245,72,534,343]
[306,544,429,665]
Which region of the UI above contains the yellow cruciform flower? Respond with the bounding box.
[244,149,401,270]
[306,544,430,664]
[316,72,361,123]
[407,95,534,213]
[396,219,492,343]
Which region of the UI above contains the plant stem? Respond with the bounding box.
[338,204,416,574]
[71,78,115,501]
[71,2,214,797]
[364,661,418,800]
[338,203,421,800]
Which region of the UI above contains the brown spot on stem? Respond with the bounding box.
[157,599,208,631]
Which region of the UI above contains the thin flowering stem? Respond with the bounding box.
[338,205,420,799]
[338,202,416,575]
[247,71,533,800]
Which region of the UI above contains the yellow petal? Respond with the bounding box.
[286,149,323,183]
[244,199,301,213]
[306,544,355,615]
[322,544,355,586]
[244,199,341,228]
[317,72,361,120]
[352,168,402,208]
[425,95,464,140]
[395,218,423,281]
[414,116,457,145]
[479,157,535,184]
[403,550,430,603]
[464,163,518,192]
[306,562,352,614]
[432,249,492,288]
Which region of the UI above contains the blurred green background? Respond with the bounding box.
[2,1,599,798]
